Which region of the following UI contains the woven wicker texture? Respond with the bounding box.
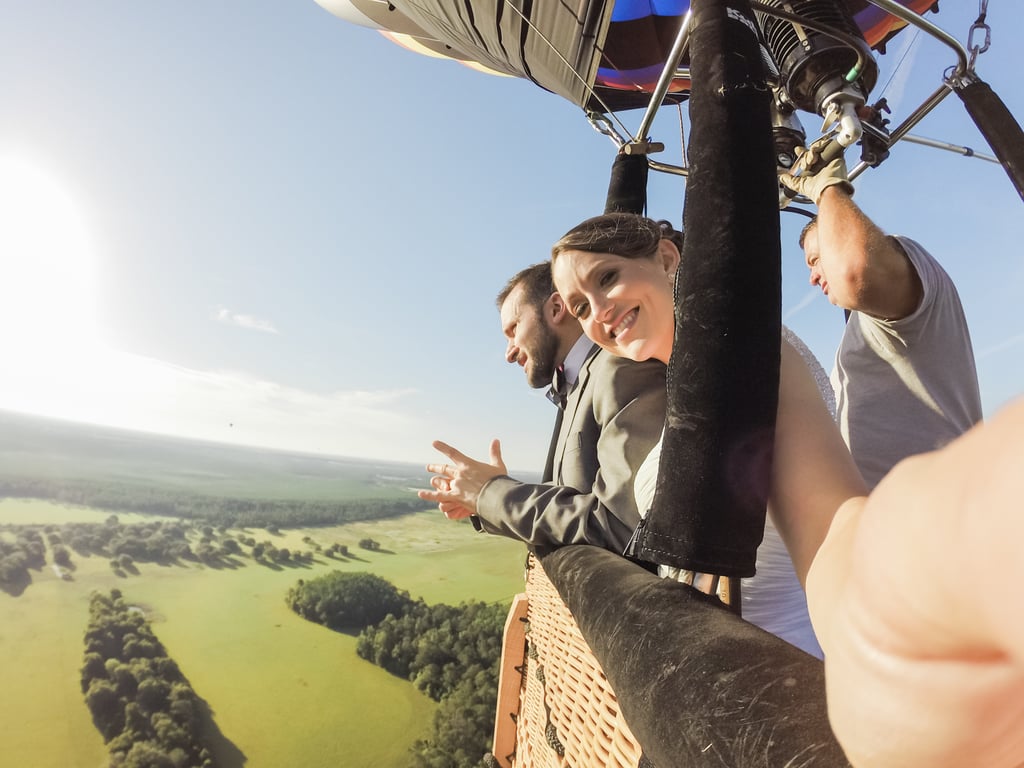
[509,556,644,768]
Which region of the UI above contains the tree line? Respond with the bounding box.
[361,600,507,768]
[2,517,392,596]
[1,476,429,527]
[81,589,218,767]
[286,571,508,767]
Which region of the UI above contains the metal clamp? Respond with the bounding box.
[968,0,991,70]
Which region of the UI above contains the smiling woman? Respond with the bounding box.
[0,154,98,360]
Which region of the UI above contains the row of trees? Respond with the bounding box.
[81,589,217,767]
[285,570,508,767]
[1,476,428,527]
[357,600,506,700]
[3,518,389,594]
[56,518,197,565]
[357,601,507,767]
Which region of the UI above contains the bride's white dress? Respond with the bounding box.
[632,328,832,658]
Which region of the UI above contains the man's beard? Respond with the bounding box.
[526,327,560,389]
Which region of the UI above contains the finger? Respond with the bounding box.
[420,484,473,506]
[431,440,470,464]
[810,133,834,152]
[419,489,456,504]
[425,463,452,476]
[692,572,718,594]
[789,154,811,177]
[489,439,502,467]
[778,173,800,192]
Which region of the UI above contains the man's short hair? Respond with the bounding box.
[798,217,818,250]
[495,262,554,311]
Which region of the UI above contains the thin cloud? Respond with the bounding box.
[977,332,1024,361]
[216,307,280,334]
[783,289,819,321]
[0,344,428,462]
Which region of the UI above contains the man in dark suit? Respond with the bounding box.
[418,262,666,553]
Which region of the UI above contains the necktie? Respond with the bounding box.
[546,365,567,409]
[542,405,564,483]
[542,365,567,482]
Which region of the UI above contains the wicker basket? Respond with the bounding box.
[491,555,645,768]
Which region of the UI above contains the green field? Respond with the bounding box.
[0,500,527,768]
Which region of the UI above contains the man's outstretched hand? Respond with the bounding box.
[419,439,507,519]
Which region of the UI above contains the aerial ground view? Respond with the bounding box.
[0,410,526,768]
[3,2,1024,768]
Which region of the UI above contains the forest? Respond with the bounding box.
[81,589,218,768]
[287,571,509,768]
[0,476,428,527]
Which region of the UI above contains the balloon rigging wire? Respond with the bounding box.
[502,2,636,140]
[874,26,923,106]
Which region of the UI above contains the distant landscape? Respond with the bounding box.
[0,409,432,498]
[0,410,527,768]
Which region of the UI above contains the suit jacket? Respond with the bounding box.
[475,345,666,553]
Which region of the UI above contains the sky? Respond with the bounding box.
[1,2,1022,474]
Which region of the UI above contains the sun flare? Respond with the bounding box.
[0,154,98,363]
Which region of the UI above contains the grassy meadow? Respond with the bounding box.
[0,499,527,768]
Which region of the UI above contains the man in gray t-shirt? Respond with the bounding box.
[785,155,983,489]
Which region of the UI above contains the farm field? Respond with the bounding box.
[0,500,527,768]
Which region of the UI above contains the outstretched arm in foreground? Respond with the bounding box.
[807,397,1024,768]
[768,339,867,585]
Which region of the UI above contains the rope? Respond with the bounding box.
[875,27,922,104]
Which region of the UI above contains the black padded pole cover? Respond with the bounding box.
[955,78,1024,203]
[540,546,850,767]
[629,0,781,576]
[605,152,650,214]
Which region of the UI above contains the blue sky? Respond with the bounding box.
[1,2,1022,474]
